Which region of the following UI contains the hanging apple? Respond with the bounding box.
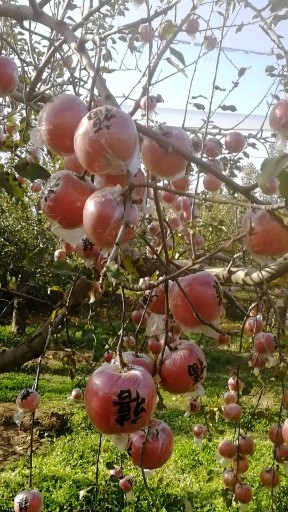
[184,18,200,36]
[85,363,157,434]
[14,490,43,512]
[224,131,246,153]
[63,153,85,175]
[0,56,19,97]
[74,106,139,176]
[82,185,139,251]
[169,272,223,334]
[203,137,222,158]
[113,351,155,376]
[147,286,166,315]
[127,419,173,469]
[38,93,87,155]
[159,340,207,394]
[138,24,155,44]
[16,388,40,413]
[269,98,288,139]
[141,126,192,179]
[242,208,288,259]
[203,173,221,192]
[41,170,95,229]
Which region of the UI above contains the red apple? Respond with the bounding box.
[14,490,43,512]
[38,93,87,156]
[224,132,246,153]
[269,98,288,138]
[41,171,95,229]
[184,18,200,36]
[74,106,139,177]
[234,483,253,504]
[141,125,192,180]
[139,24,154,43]
[83,186,139,251]
[0,56,19,97]
[128,419,173,469]
[242,208,288,259]
[16,389,40,413]
[85,363,156,434]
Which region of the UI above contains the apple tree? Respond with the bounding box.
[1,0,288,510]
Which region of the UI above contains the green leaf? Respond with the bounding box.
[238,67,248,78]
[220,104,237,112]
[0,168,25,199]
[236,21,244,33]
[99,66,117,74]
[257,154,288,188]
[183,499,193,512]
[193,103,205,110]
[14,160,51,182]
[159,20,177,40]
[52,260,76,273]
[214,85,226,91]
[279,169,288,209]
[265,65,277,73]
[169,47,186,67]
[165,58,187,78]
[242,381,253,396]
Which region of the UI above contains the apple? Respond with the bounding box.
[82,186,139,251]
[242,208,288,259]
[184,18,200,36]
[85,363,156,434]
[74,106,139,176]
[269,98,288,138]
[0,56,19,97]
[139,24,154,44]
[223,403,243,422]
[41,171,95,229]
[141,125,192,180]
[224,132,246,153]
[38,93,87,156]
[14,490,43,512]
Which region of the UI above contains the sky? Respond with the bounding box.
[15,0,288,163]
[102,0,288,119]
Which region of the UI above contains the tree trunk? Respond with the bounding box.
[0,277,92,372]
[11,274,28,334]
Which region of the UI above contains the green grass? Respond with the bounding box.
[1,327,288,512]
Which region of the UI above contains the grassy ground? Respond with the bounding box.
[0,322,287,512]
